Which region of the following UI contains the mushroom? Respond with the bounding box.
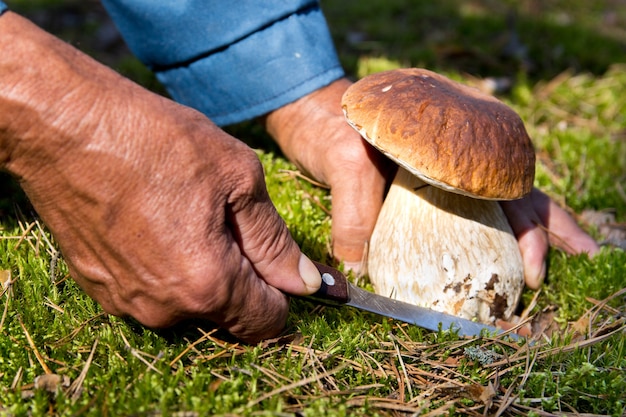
[341,68,535,324]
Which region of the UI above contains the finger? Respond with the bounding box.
[219,252,292,343]
[330,145,389,272]
[529,189,600,256]
[227,163,321,296]
[218,192,321,342]
[500,196,549,289]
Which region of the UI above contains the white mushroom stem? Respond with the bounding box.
[367,167,524,324]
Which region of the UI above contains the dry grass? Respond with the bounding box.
[119,287,622,416]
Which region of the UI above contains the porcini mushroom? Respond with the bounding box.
[341,68,535,324]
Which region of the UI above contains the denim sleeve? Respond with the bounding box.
[101,1,344,126]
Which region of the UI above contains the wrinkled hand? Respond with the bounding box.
[265,78,600,285]
[501,189,599,288]
[0,12,321,343]
[264,79,394,271]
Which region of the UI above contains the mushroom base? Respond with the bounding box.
[368,168,525,324]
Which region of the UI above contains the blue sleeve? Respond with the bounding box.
[0,2,8,15]
[101,1,344,126]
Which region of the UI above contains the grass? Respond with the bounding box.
[1,0,626,415]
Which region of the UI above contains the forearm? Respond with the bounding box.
[102,0,344,125]
[0,12,85,169]
[0,11,147,179]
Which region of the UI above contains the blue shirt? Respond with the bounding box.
[101,1,344,125]
[0,1,344,126]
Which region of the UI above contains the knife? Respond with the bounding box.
[309,261,519,340]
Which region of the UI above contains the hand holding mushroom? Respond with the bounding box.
[339,69,599,324]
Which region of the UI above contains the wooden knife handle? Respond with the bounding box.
[311,261,350,304]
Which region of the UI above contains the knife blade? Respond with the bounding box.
[310,261,519,340]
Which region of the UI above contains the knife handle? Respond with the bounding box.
[311,261,350,304]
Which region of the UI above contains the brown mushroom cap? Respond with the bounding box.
[341,68,535,200]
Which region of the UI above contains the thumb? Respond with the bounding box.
[529,189,600,256]
[228,186,321,296]
[329,155,389,272]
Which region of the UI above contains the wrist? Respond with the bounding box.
[264,78,351,165]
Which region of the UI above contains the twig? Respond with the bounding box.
[34,219,57,256]
[345,395,436,414]
[68,337,99,399]
[0,272,16,332]
[277,169,332,216]
[493,380,520,417]
[533,221,579,255]
[43,297,64,314]
[10,367,23,391]
[169,328,218,367]
[519,288,542,322]
[119,330,163,375]
[518,341,540,390]
[357,348,387,379]
[250,363,285,387]
[394,339,414,401]
[300,383,386,399]
[12,220,37,251]
[52,313,106,347]
[18,316,52,375]
[304,339,343,392]
[245,362,348,408]
[277,169,329,189]
[487,317,625,369]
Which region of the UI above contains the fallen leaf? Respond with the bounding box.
[259,332,304,349]
[436,382,496,405]
[531,305,560,339]
[34,373,70,394]
[571,316,590,336]
[479,382,496,405]
[208,378,223,393]
[20,390,35,400]
[0,270,10,288]
[495,317,532,337]
[444,356,459,366]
